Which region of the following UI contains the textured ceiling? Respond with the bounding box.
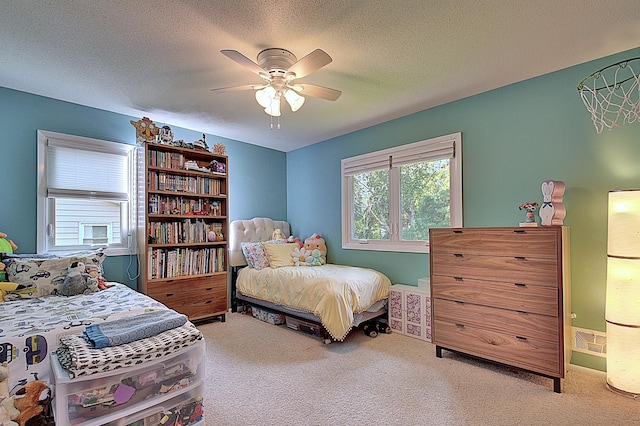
[1,0,640,152]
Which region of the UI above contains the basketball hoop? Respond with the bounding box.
[577,57,640,134]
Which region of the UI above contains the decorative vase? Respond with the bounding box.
[526,211,535,223]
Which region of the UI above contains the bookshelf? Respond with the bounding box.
[138,141,228,322]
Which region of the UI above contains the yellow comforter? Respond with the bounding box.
[237,264,391,341]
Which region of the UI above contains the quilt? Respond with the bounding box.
[0,283,167,393]
[236,264,391,341]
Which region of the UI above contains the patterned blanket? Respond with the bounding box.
[56,322,203,378]
[0,283,168,393]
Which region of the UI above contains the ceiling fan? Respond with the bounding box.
[211,48,341,120]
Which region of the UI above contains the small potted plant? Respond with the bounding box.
[519,202,539,224]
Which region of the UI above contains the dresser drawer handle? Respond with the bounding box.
[454,253,464,258]
[166,293,174,297]
[514,256,526,260]
[206,287,213,291]
[454,230,463,233]
[513,229,526,233]
[514,283,526,287]
[454,276,464,281]
[455,323,465,329]
[455,301,465,305]
[516,336,528,341]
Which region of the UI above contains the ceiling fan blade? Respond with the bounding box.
[287,49,332,79]
[211,84,266,93]
[220,50,266,76]
[294,84,341,101]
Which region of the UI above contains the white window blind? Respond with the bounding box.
[46,137,131,201]
[342,136,456,175]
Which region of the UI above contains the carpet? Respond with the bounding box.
[197,313,638,426]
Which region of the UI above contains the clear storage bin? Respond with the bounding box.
[51,339,205,426]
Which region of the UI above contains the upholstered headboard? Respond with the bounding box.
[229,218,291,267]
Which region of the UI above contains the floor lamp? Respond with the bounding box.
[606,189,640,396]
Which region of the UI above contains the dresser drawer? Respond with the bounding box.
[431,275,559,316]
[434,319,560,375]
[431,253,558,286]
[433,298,559,341]
[430,228,558,258]
[148,274,227,317]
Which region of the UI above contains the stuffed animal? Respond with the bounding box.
[375,320,392,334]
[303,234,327,266]
[271,229,286,241]
[12,381,54,426]
[0,232,18,283]
[84,264,113,291]
[0,397,19,426]
[59,261,99,296]
[0,362,9,400]
[130,116,159,144]
[363,322,378,338]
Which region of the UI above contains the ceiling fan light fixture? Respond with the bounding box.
[255,86,276,108]
[264,97,281,116]
[284,89,305,112]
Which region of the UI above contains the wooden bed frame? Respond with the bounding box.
[229,218,388,342]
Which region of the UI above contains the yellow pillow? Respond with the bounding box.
[263,243,298,268]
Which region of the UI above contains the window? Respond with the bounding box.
[37,130,136,255]
[341,132,462,253]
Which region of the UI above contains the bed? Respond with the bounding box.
[229,218,391,342]
[0,250,205,426]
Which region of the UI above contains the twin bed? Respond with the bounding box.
[229,218,392,342]
[0,252,204,426]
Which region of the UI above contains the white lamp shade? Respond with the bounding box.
[606,257,640,324]
[608,190,640,257]
[606,321,640,394]
[606,189,640,396]
[284,89,305,112]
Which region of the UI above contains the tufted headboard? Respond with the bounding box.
[229,218,291,267]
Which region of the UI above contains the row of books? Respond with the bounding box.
[148,195,222,216]
[148,172,223,195]
[147,247,226,279]
[149,220,223,244]
[148,150,185,169]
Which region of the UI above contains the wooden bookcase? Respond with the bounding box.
[429,227,571,392]
[138,142,228,322]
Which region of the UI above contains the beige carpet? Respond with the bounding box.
[196,313,638,426]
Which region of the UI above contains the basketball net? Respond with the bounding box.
[577,57,640,134]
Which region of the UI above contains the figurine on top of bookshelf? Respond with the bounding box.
[213,143,226,155]
[158,125,174,145]
[194,134,209,151]
[210,160,226,174]
[130,116,159,144]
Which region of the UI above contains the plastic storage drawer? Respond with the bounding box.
[103,382,205,426]
[51,339,205,426]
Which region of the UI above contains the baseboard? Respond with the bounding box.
[569,363,606,377]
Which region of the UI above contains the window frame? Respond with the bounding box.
[36,130,137,256]
[341,132,462,253]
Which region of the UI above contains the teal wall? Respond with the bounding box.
[0,87,287,287]
[287,47,640,371]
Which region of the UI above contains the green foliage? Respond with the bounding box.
[352,159,450,241]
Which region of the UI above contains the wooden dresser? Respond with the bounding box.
[429,227,571,392]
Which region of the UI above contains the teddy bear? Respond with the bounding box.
[303,234,327,266]
[12,381,54,426]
